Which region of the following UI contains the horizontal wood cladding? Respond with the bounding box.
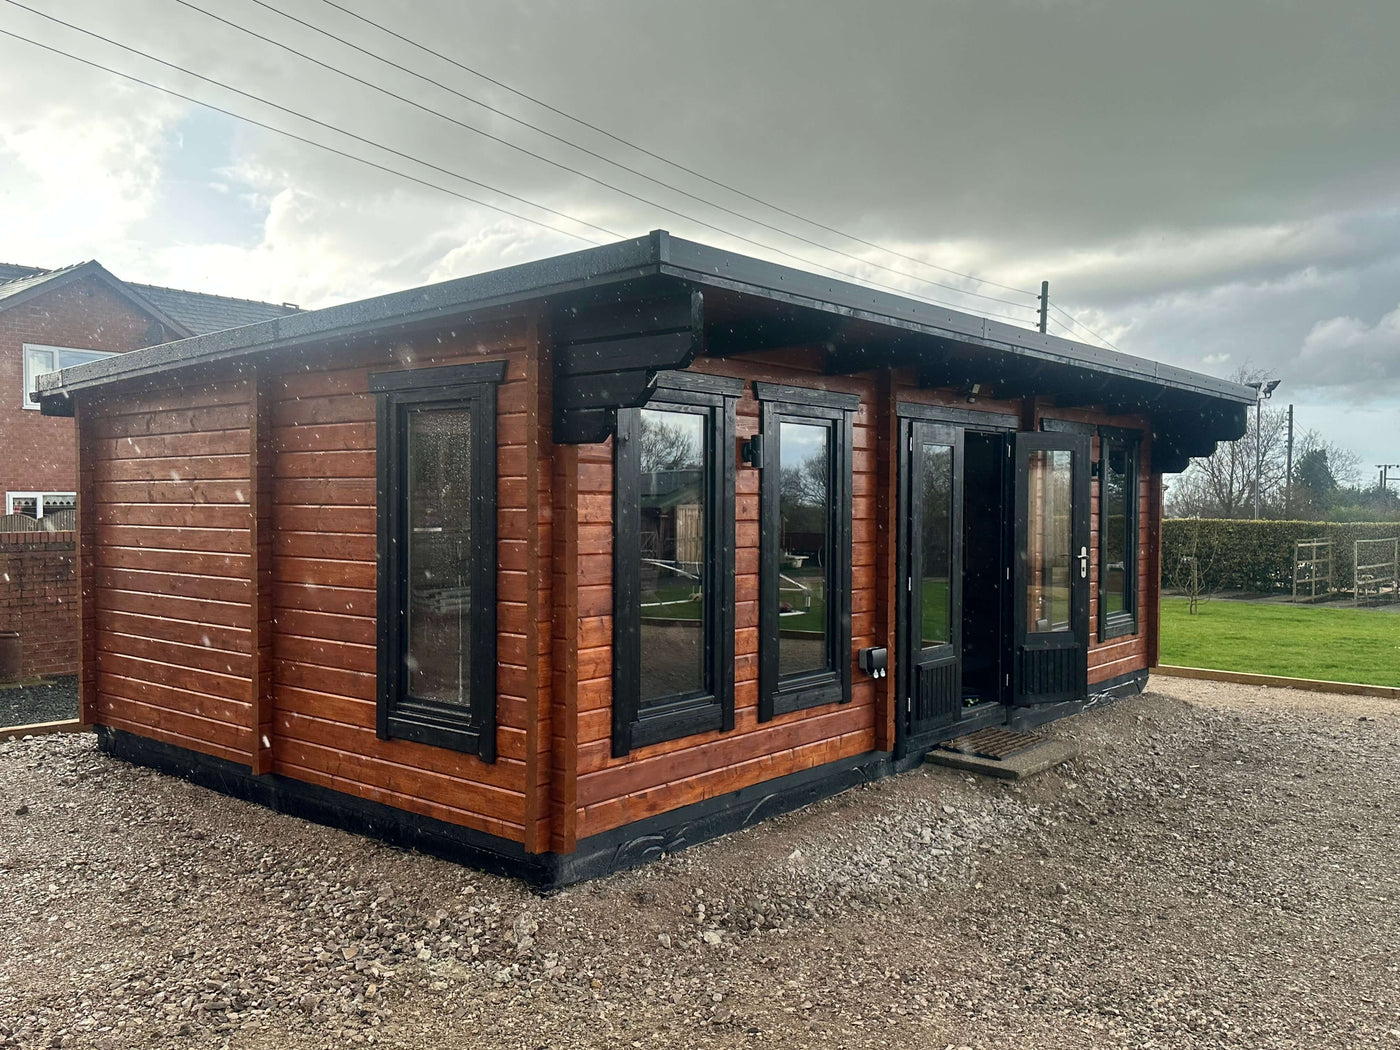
[265,328,537,844]
[87,379,257,760]
[569,357,879,840]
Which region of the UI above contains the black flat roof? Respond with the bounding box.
[34,230,1254,407]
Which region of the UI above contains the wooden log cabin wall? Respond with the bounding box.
[38,232,1253,887]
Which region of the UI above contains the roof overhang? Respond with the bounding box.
[34,231,1253,470]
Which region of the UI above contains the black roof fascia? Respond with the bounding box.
[35,230,1255,410]
[658,237,1252,405]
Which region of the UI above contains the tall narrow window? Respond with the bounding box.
[756,384,857,720]
[613,372,739,756]
[1099,430,1139,640]
[372,360,505,759]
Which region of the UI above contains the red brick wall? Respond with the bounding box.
[0,277,171,499]
[0,530,78,678]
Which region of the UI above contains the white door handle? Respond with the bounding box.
[1078,546,1089,579]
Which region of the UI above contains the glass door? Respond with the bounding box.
[900,421,964,747]
[1012,432,1091,706]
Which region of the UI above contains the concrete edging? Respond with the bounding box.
[1152,665,1399,701]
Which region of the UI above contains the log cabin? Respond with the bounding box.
[33,232,1252,887]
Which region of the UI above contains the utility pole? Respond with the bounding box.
[1247,379,1281,519]
[1285,404,1294,517]
[1380,464,1400,489]
[1038,281,1049,334]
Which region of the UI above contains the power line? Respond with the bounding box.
[228,0,1036,315]
[0,6,1029,323]
[0,24,611,246]
[166,0,1038,322]
[318,0,1044,302]
[1048,301,1120,351]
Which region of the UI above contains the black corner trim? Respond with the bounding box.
[753,381,860,411]
[895,401,1018,429]
[369,359,508,392]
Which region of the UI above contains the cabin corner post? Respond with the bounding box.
[248,367,275,775]
[1145,438,1163,670]
[549,439,581,855]
[75,397,98,727]
[873,367,898,752]
[523,309,551,853]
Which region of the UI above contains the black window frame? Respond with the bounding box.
[1097,425,1141,642]
[612,371,739,757]
[371,359,506,761]
[755,382,857,721]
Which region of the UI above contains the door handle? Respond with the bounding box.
[1078,546,1089,579]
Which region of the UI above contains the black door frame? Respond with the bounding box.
[1010,431,1092,710]
[893,403,1017,759]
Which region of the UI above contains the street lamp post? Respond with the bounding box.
[1247,379,1281,519]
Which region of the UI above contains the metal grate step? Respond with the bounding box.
[939,726,1043,761]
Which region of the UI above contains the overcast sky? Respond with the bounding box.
[2,0,1397,474]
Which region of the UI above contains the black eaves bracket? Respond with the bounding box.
[552,287,704,445]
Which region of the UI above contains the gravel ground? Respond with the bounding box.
[0,677,78,729]
[1,678,1397,1049]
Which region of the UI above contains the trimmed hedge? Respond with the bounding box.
[1162,519,1400,594]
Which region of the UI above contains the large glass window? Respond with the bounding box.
[757,385,857,720]
[638,408,708,703]
[777,421,832,678]
[371,360,505,760]
[22,344,115,410]
[1026,448,1073,634]
[919,442,954,648]
[612,374,738,756]
[1099,433,1139,639]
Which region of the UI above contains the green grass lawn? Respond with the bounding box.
[1160,597,1400,687]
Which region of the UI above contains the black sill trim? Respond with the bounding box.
[1099,611,1139,642]
[368,359,508,392]
[769,675,844,717]
[386,713,483,754]
[655,370,745,397]
[753,381,860,411]
[895,401,1018,429]
[629,701,726,750]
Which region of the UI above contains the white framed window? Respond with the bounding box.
[5,492,76,518]
[21,343,116,410]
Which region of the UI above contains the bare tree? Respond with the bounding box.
[1166,366,1289,518]
[1294,428,1362,488]
[639,414,699,473]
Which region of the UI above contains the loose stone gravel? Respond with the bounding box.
[1,679,1397,1048]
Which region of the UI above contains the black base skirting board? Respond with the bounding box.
[1005,668,1148,731]
[94,725,925,890]
[94,673,1146,889]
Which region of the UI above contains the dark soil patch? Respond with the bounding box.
[0,675,79,728]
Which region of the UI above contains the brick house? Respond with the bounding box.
[0,260,297,517]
